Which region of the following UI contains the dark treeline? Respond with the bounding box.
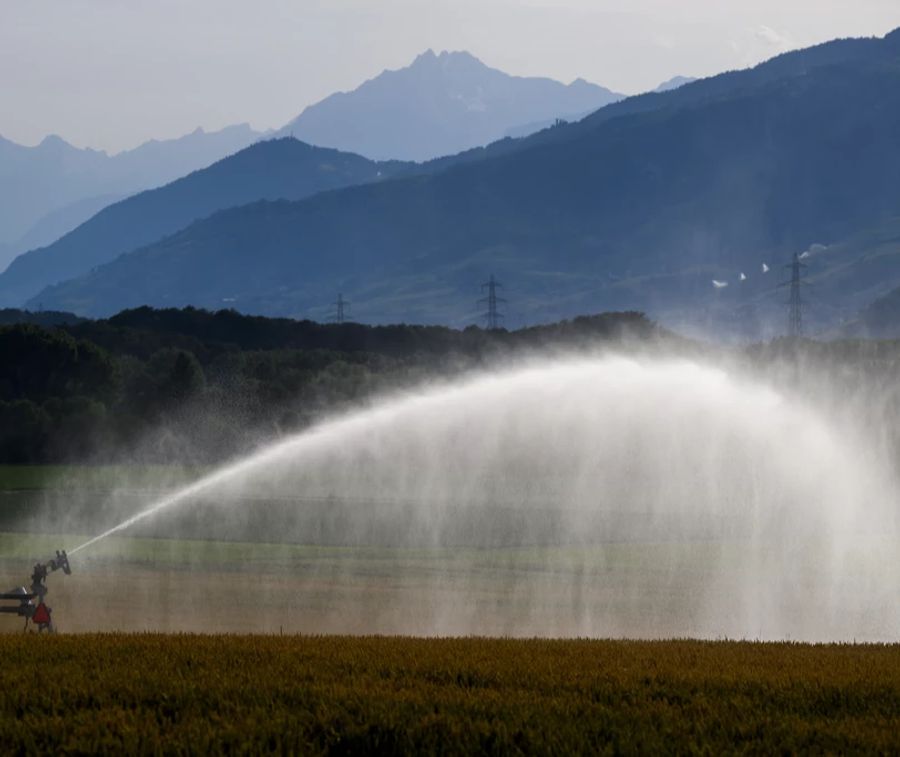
[6,305,899,467]
[0,307,659,464]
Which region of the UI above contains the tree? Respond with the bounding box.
[0,400,50,462]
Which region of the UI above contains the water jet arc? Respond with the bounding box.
[69,356,900,640]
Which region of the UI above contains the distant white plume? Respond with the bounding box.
[800,243,828,260]
[712,280,728,289]
[762,263,770,273]
[739,272,747,281]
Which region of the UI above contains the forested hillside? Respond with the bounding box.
[4,305,900,467]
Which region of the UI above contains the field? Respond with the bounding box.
[0,462,895,639]
[0,467,739,638]
[2,467,899,751]
[1,635,899,752]
[0,531,728,637]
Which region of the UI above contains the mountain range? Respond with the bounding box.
[0,140,409,308]
[0,50,636,284]
[0,124,261,270]
[26,29,900,335]
[0,51,645,306]
[274,50,624,162]
[8,32,900,336]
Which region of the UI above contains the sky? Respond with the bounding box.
[3,0,900,153]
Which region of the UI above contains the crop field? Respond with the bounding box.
[1,635,899,753]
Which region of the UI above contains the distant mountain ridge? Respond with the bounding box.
[30,27,900,333]
[653,76,697,92]
[503,76,699,139]
[0,51,629,275]
[0,124,261,270]
[0,139,408,307]
[0,52,627,306]
[274,50,624,161]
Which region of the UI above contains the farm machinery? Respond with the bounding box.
[0,550,71,632]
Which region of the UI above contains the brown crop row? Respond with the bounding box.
[0,635,899,753]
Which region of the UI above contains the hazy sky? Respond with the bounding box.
[3,0,900,153]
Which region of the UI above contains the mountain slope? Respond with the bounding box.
[0,124,260,266]
[419,32,896,179]
[818,217,900,336]
[32,29,900,329]
[856,284,900,336]
[503,76,696,140]
[7,192,126,259]
[275,50,623,161]
[654,76,697,92]
[0,139,407,307]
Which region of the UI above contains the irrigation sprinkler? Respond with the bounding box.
[0,550,71,633]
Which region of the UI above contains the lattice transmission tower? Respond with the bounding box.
[779,253,807,337]
[331,293,350,324]
[479,275,506,330]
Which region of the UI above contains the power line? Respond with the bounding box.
[478,275,506,330]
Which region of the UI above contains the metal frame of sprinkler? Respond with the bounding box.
[0,551,71,633]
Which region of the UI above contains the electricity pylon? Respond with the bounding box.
[778,253,807,337]
[479,275,506,330]
[331,293,349,324]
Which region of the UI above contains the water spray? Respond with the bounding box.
[0,550,71,632]
[51,356,900,639]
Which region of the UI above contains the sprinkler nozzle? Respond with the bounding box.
[50,550,71,575]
